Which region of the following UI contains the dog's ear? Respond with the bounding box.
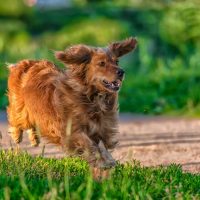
[109,37,137,57]
[55,45,92,65]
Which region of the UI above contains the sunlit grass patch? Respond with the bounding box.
[0,150,199,199]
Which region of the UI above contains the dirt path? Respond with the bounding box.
[1,111,200,173]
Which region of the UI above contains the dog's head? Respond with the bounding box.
[55,37,137,93]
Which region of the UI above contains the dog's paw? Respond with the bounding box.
[27,129,40,147]
[30,138,40,147]
[99,159,116,169]
[8,127,23,144]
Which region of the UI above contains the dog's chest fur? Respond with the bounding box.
[81,92,118,138]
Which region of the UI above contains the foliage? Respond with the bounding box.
[1,1,200,115]
[0,150,200,199]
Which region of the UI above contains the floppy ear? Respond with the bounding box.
[55,45,92,65]
[109,37,137,57]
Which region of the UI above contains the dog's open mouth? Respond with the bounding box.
[102,79,121,91]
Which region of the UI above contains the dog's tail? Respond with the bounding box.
[6,62,17,71]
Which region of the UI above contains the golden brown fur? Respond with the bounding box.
[7,38,137,167]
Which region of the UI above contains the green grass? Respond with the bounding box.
[0,150,200,199]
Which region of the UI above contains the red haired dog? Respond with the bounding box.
[7,38,137,168]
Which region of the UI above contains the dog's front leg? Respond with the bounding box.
[97,140,116,169]
[62,132,116,170]
[92,140,116,180]
[62,132,102,165]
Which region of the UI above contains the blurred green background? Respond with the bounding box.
[1,0,200,115]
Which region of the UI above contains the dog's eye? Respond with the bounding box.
[116,60,119,65]
[99,61,106,67]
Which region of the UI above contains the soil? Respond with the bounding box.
[1,111,200,173]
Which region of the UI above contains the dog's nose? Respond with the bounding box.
[117,69,125,78]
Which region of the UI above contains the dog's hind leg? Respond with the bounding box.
[27,127,40,147]
[8,126,23,144]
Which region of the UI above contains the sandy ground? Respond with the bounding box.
[1,111,200,173]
